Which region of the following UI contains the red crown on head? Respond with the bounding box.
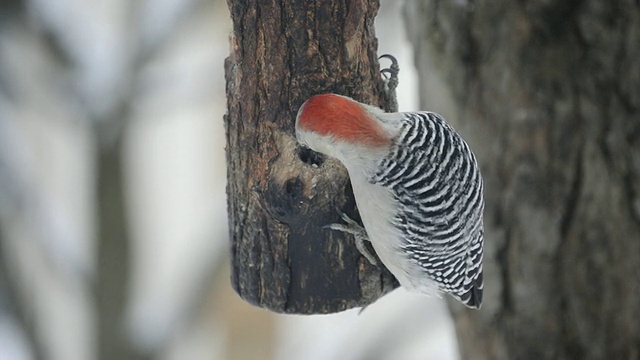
[297,94,389,147]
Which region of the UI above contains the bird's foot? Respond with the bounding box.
[379,54,399,113]
[326,211,378,266]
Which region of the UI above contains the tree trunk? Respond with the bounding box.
[405,1,640,359]
[95,135,132,360]
[225,0,397,314]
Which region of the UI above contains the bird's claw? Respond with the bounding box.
[325,210,379,266]
[378,54,399,113]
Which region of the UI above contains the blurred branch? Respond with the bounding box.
[0,78,83,360]
[0,226,45,360]
[92,105,132,360]
[1,0,223,358]
[89,1,209,359]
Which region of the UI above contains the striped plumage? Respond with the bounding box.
[372,112,484,307]
[296,94,485,308]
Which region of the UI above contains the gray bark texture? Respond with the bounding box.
[405,1,640,359]
[225,0,398,314]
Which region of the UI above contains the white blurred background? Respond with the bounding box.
[0,0,459,359]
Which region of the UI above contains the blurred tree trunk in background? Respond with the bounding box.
[96,129,133,360]
[0,0,215,359]
[225,0,398,314]
[405,1,640,359]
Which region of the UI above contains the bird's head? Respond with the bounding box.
[295,94,395,165]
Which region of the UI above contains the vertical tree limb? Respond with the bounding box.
[95,125,132,360]
[225,0,398,314]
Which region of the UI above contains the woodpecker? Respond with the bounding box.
[295,75,485,309]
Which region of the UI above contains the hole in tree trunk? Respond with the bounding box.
[298,145,325,167]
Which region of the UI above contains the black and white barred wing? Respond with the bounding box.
[372,111,485,308]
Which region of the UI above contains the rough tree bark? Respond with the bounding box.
[405,1,640,359]
[225,0,397,314]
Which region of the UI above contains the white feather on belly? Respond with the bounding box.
[347,169,441,297]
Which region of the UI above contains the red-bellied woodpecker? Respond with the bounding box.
[295,79,485,308]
